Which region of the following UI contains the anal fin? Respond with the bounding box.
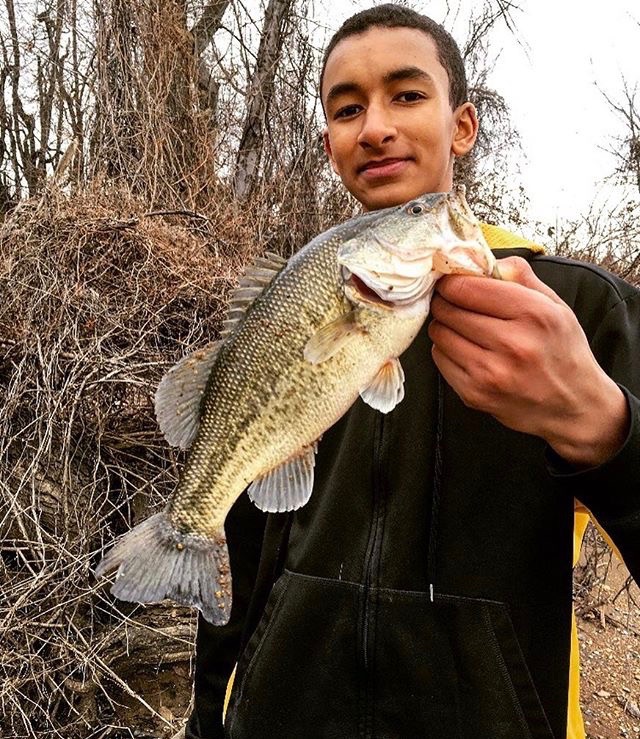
[248,444,317,512]
[360,357,405,413]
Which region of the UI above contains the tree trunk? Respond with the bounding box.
[233,0,294,199]
[190,0,231,56]
[191,0,231,119]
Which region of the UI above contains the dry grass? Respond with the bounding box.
[0,179,350,738]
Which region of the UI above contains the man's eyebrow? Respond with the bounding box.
[325,66,434,106]
[383,65,434,85]
[325,82,362,106]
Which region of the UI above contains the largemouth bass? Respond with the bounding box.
[96,187,498,624]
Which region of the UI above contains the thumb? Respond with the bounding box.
[497,256,563,304]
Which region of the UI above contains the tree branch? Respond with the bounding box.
[190,0,232,56]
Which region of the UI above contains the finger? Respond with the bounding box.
[430,295,505,351]
[428,318,487,369]
[431,342,475,402]
[497,256,564,304]
[431,339,468,381]
[436,267,559,319]
[435,274,541,319]
[431,331,503,414]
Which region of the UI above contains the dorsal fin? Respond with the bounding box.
[154,342,221,449]
[220,251,288,340]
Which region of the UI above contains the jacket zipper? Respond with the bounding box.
[427,374,445,599]
[360,411,388,737]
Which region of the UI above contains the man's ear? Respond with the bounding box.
[451,102,479,157]
[322,128,340,175]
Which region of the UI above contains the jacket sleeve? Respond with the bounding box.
[185,493,267,739]
[547,290,640,582]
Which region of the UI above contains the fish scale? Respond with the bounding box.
[95,187,498,625]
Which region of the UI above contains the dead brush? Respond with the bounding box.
[0,178,350,738]
[0,188,252,739]
[0,182,230,737]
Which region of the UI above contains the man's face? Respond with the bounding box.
[321,26,477,211]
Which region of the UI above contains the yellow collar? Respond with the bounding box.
[480,222,545,253]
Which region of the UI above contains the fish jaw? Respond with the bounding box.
[435,185,498,276]
[337,187,497,307]
[341,265,439,313]
[431,243,497,277]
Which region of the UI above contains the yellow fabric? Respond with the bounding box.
[568,508,591,739]
[576,501,624,563]
[479,222,546,253]
[567,609,584,739]
[568,505,622,739]
[222,664,236,723]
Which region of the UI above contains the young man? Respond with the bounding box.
[186,6,640,738]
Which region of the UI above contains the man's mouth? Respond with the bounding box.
[359,158,411,178]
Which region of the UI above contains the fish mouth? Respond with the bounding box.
[341,265,433,307]
[342,266,395,307]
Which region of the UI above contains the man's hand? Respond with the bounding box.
[429,256,629,467]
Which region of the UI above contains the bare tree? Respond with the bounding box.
[88,0,233,208]
[0,0,234,210]
[548,73,640,287]
[0,0,93,208]
[3,0,42,197]
[233,0,295,199]
[602,79,640,195]
[454,1,528,227]
[191,0,232,117]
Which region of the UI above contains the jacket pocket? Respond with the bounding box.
[480,598,555,738]
[226,575,555,739]
[225,570,362,739]
[373,589,555,739]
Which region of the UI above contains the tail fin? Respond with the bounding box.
[95,512,231,625]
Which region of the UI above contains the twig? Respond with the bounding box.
[144,209,210,221]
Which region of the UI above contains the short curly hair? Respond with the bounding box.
[320,4,468,111]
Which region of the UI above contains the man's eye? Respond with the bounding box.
[396,91,426,103]
[334,104,361,119]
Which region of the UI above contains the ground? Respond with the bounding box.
[578,552,640,739]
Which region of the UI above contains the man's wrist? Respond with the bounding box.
[546,380,629,468]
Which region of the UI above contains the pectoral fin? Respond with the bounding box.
[360,358,405,413]
[304,311,362,364]
[248,444,317,512]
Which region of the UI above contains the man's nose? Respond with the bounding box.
[357,104,397,148]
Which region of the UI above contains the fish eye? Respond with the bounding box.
[407,202,424,215]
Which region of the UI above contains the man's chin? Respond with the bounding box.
[357,181,437,212]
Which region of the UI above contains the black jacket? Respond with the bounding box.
[186,248,640,739]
